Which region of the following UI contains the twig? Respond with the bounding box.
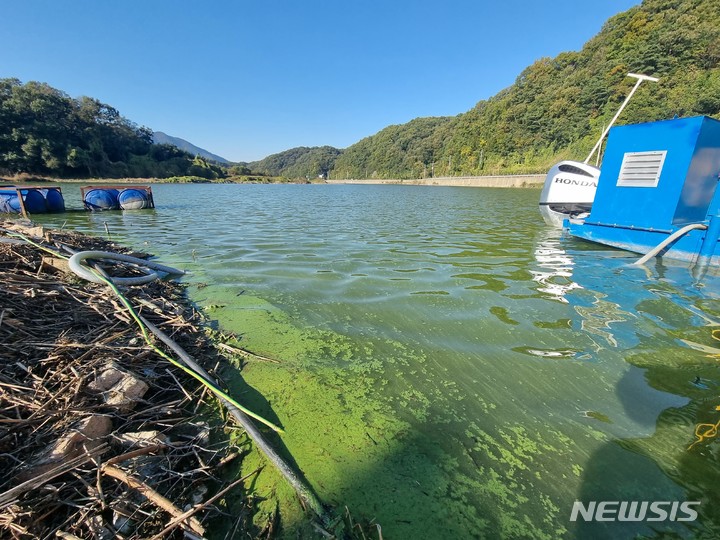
[56,530,83,539]
[102,444,165,467]
[147,467,261,540]
[216,342,280,364]
[101,464,205,536]
[0,444,108,510]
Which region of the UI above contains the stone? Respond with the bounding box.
[88,365,149,411]
[48,415,113,461]
[116,430,169,447]
[42,414,112,463]
[41,256,71,274]
[16,415,113,481]
[87,366,125,392]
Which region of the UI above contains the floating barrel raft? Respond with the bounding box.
[42,188,66,212]
[0,186,65,216]
[81,185,154,211]
[0,184,154,215]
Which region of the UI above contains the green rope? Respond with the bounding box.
[7,230,284,433]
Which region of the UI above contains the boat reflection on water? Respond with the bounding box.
[532,229,637,352]
[530,229,720,538]
[530,229,582,303]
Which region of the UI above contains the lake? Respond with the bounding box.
[35,183,720,539]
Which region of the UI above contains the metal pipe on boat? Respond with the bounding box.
[692,214,720,279]
[584,73,659,165]
[698,214,720,262]
[632,223,707,265]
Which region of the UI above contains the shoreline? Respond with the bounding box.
[0,220,270,538]
[326,174,545,188]
[0,219,378,539]
[0,176,307,186]
[2,174,544,188]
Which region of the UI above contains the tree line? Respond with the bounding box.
[331,0,720,179]
[246,146,342,179]
[4,0,720,182]
[0,78,225,180]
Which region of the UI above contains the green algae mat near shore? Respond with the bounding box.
[34,183,720,538]
[193,287,581,538]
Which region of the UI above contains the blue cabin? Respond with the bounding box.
[568,116,720,264]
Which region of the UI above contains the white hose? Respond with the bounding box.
[632,223,707,265]
[69,250,184,285]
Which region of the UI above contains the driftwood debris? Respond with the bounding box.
[0,220,273,539]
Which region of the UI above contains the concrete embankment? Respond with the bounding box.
[326,174,545,188]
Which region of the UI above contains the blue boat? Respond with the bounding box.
[560,115,720,266]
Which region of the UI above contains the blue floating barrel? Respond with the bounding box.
[0,192,20,213]
[0,188,47,214]
[84,189,119,210]
[118,188,150,210]
[42,189,65,212]
[22,189,48,213]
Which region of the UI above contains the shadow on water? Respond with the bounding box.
[217,360,315,490]
[571,259,720,540]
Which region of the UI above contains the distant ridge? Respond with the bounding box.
[153,131,229,164]
[249,146,343,178]
[0,79,225,179]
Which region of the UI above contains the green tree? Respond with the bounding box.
[0,79,228,180]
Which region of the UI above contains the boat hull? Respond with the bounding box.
[566,220,718,264]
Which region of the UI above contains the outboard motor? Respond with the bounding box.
[539,160,599,227]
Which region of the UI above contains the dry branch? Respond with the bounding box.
[102,464,205,536]
[0,220,261,539]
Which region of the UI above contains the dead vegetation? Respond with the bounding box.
[0,220,272,539]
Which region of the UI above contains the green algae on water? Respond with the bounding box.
[196,287,609,539]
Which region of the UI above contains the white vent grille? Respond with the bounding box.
[616,151,667,187]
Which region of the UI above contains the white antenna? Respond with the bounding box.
[584,73,659,165]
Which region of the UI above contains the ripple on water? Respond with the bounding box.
[33,183,720,539]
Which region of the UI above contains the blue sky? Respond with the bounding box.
[3,1,639,162]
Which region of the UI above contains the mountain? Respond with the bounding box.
[153,131,229,164]
[249,145,343,178]
[331,0,720,179]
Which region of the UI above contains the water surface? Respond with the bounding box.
[36,183,720,539]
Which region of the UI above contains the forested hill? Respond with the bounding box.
[0,79,225,179]
[248,146,342,178]
[331,0,720,179]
